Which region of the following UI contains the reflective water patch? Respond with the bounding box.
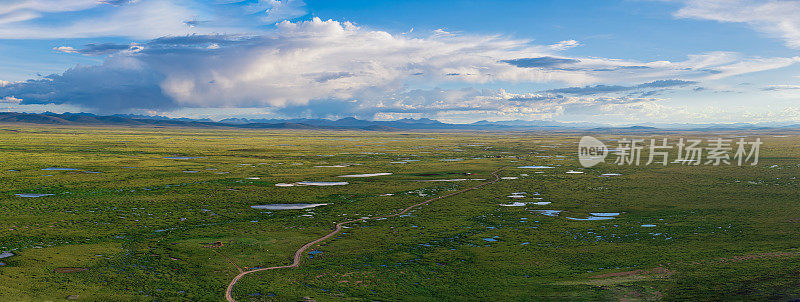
[531,210,562,217]
[500,202,527,206]
[338,173,392,177]
[295,181,349,186]
[15,193,54,197]
[250,204,329,210]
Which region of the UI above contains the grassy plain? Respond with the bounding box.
[1,125,799,301]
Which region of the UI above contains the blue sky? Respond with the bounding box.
[1,0,799,125]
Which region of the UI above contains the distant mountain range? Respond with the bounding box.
[0,112,798,132]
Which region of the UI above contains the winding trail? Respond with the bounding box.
[212,249,243,273]
[224,166,507,301]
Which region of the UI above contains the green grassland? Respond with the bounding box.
[1,125,799,301]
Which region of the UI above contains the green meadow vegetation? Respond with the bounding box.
[1,125,799,301]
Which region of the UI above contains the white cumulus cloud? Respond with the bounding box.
[1,18,797,119]
[548,40,580,51]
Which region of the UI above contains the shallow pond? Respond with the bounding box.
[338,173,392,178]
[566,212,619,221]
[591,212,620,217]
[416,179,477,182]
[295,181,349,186]
[15,193,54,197]
[308,250,323,258]
[531,210,562,217]
[566,216,615,221]
[250,204,329,210]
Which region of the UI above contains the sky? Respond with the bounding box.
[1,0,799,125]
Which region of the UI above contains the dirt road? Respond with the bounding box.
[225,167,507,301]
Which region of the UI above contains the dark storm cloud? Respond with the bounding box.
[274,99,361,118]
[500,56,580,68]
[77,43,134,55]
[147,34,253,47]
[545,79,697,95]
[0,60,175,112]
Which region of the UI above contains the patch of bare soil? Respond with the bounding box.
[54,267,89,273]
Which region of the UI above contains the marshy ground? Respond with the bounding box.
[1,125,799,301]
